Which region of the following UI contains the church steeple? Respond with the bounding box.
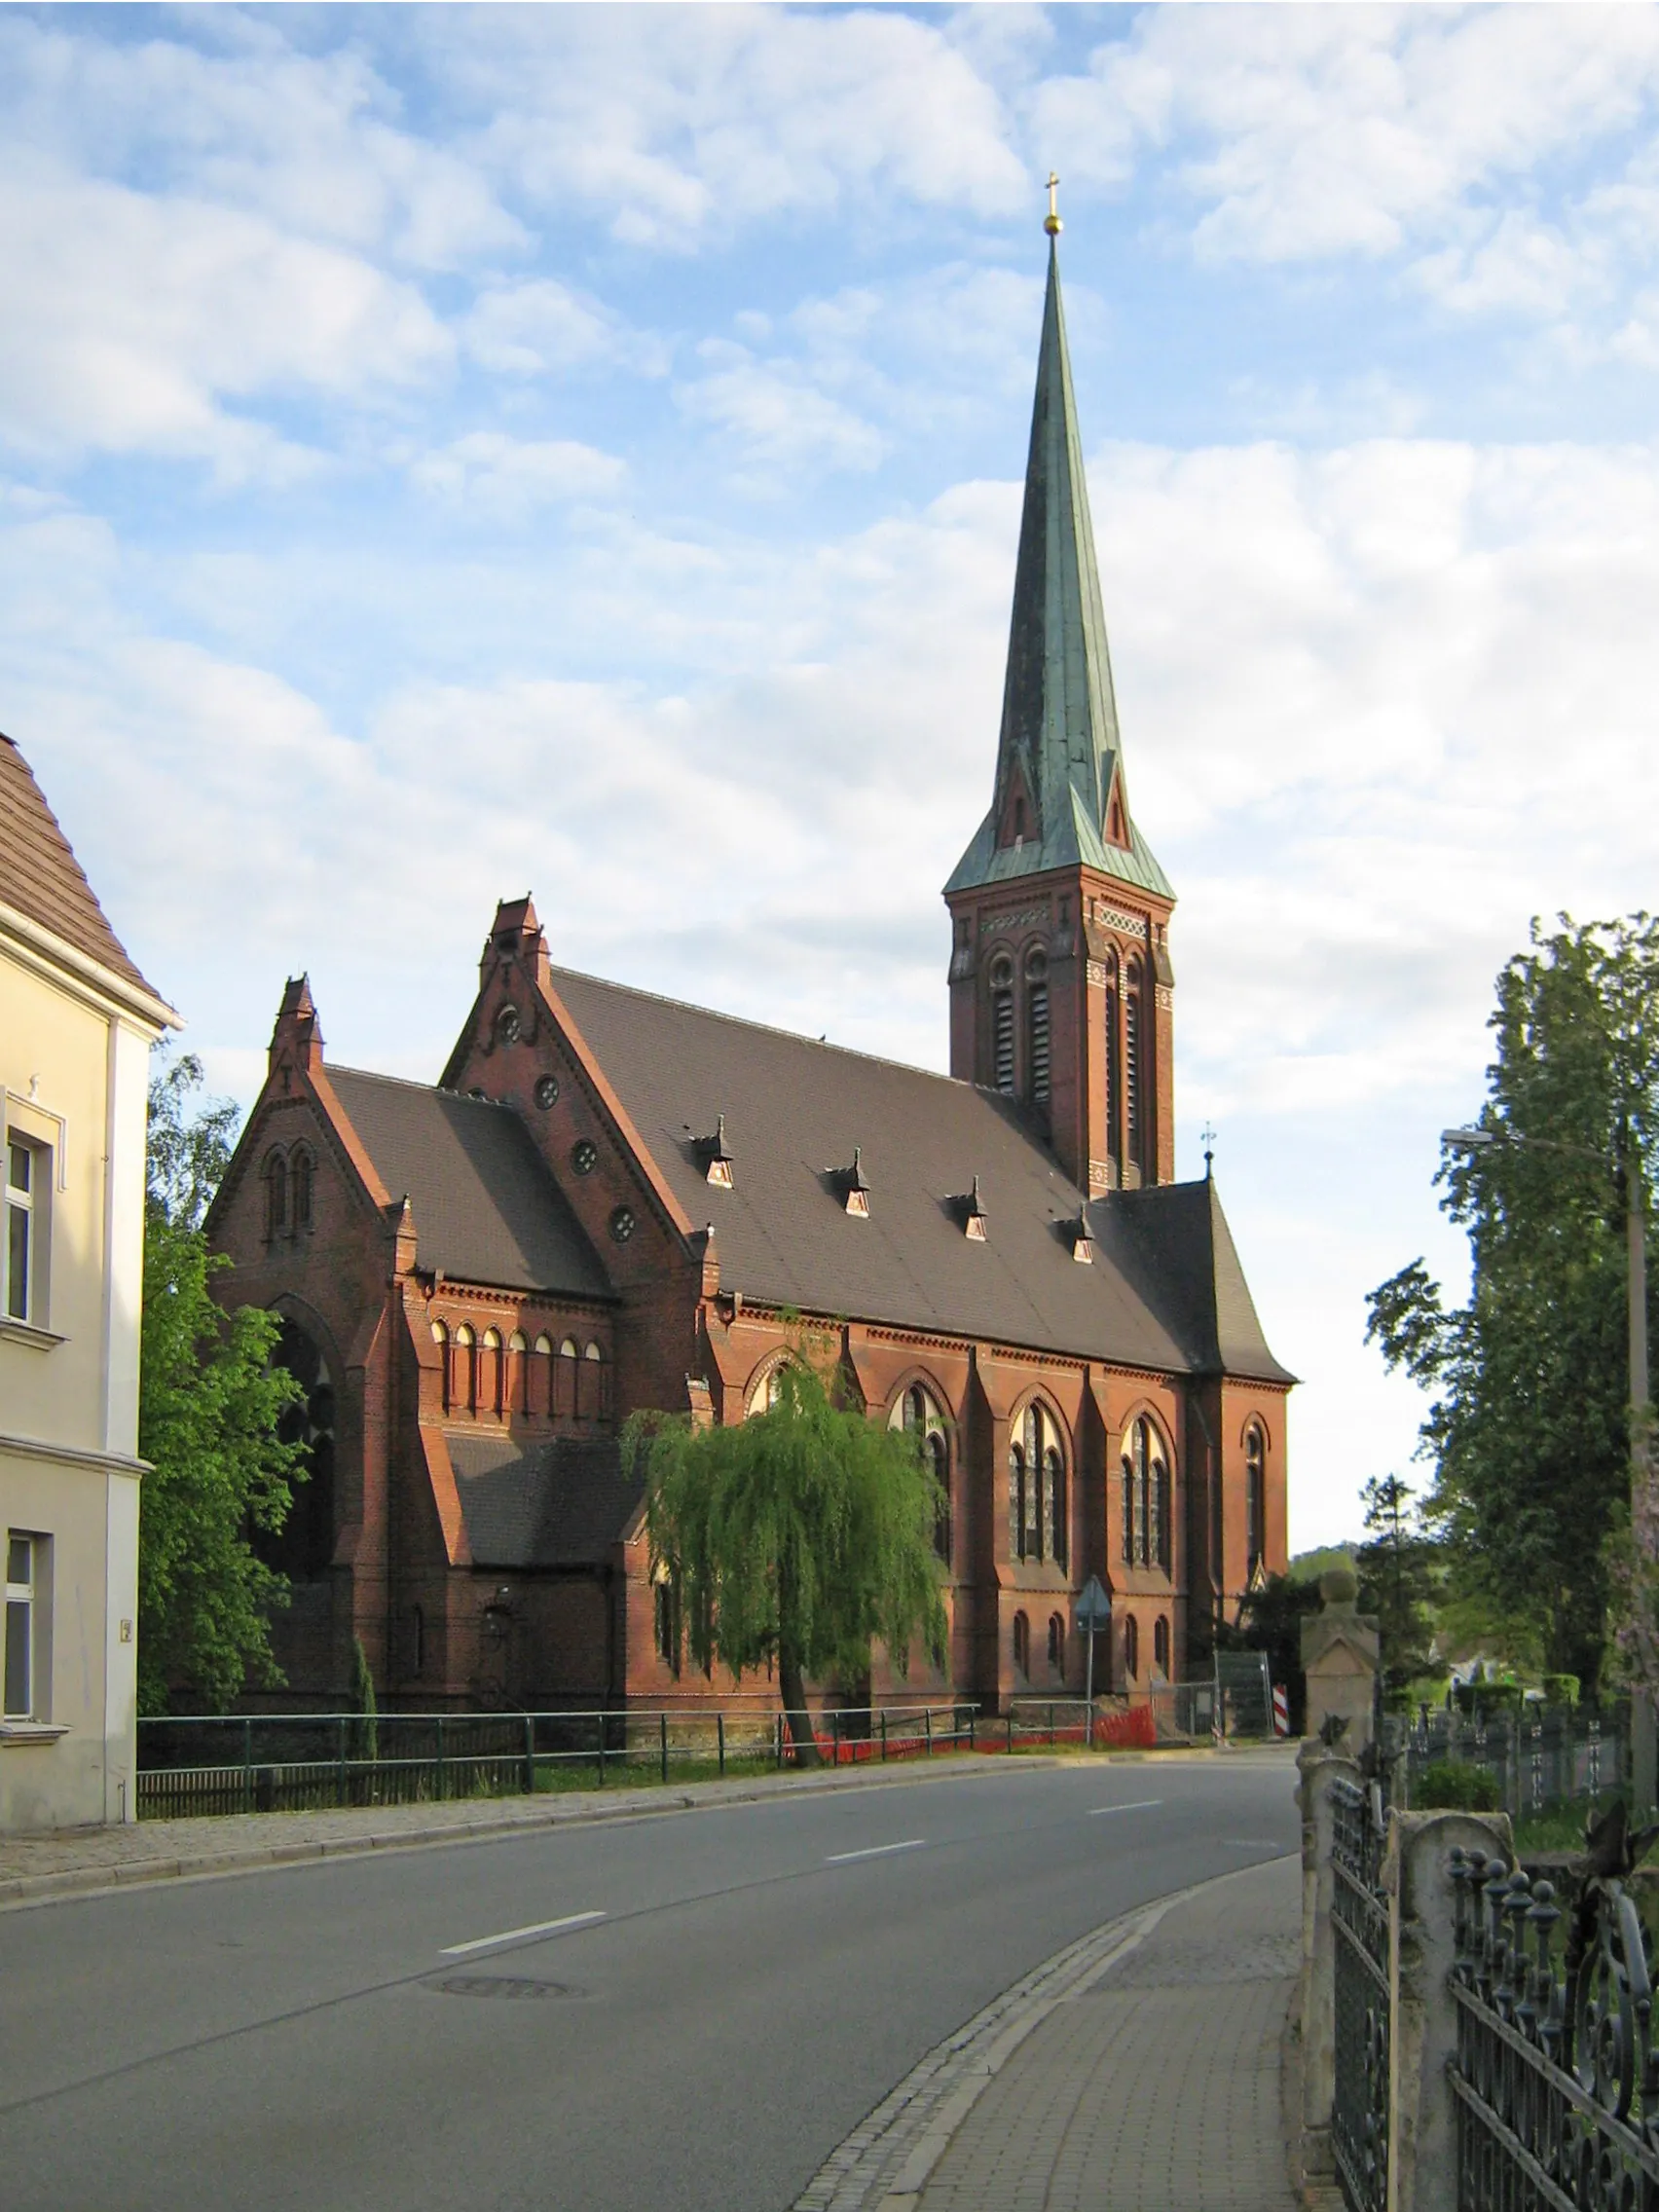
[944,215,1176,1195]
[945,236,1170,905]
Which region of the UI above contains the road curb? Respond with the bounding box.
[792,1850,1301,2212]
[0,1751,1071,1913]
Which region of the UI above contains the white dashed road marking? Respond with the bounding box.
[441,1909,607,1957]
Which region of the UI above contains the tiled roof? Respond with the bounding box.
[0,730,162,997]
[548,967,1291,1383]
[445,1430,640,1567]
[328,1067,612,1301]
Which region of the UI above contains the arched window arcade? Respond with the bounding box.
[1008,1400,1066,1569]
[1121,1417,1170,1573]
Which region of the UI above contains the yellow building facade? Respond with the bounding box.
[1,732,176,1829]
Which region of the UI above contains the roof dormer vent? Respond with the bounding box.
[1067,1208,1094,1265]
[954,1175,988,1241]
[700,1114,735,1190]
[839,1147,871,1219]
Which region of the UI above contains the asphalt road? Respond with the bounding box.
[0,1751,1299,2212]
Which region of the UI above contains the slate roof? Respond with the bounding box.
[944,241,1173,905]
[328,1067,612,1301]
[0,729,165,999]
[548,966,1291,1383]
[446,1430,641,1567]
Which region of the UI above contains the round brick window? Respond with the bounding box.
[571,1139,598,1176]
[535,1075,560,1109]
[496,1005,521,1045]
[609,1206,636,1244]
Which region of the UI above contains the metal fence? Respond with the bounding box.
[1447,1846,1659,2209]
[136,1705,981,1818]
[1384,1707,1626,1819]
[135,1695,1175,1820]
[1331,1775,1391,2212]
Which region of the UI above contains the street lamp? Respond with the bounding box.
[1442,1123,1653,1808]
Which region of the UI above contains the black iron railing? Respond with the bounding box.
[1448,1847,1659,2209]
[1384,1708,1627,1819]
[1331,1775,1391,2212]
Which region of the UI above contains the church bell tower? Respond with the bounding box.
[944,197,1175,1193]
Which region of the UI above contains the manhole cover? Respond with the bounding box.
[430,1974,582,2001]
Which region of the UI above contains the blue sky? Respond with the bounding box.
[6,3,1659,1550]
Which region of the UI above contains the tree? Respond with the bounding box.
[632,1345,947,1766]
[138,1053,305,1714]
[1353,1475,1438,1697]
[1367,915,1659,1691]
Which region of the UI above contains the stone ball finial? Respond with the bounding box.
[1319,1567,1358,1609]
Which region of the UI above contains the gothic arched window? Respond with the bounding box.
[1012,1402,1066,1568]
[264,1151,288,1241]
[1124,1612,1139,1680]
[989,954,1015,1096]
[1013,1609,1030,1677]
[432,1320,450,1412]
[1047,1611,1065,1676]
[1154,1614,1170,1677]
[291,1146,313,1231]
[555,1337,577,1419]
[584,1341,608,1419]
[507,1330,529,1413]
[453,1323,476,1415]
[654,1572,681,1677]
[264,1318,336,1580]
[891,1383,951,1566]
[1025,945,1051,1107]
[479,1327,503,1417]
[532,1333,554,1415]
[1245,1425,1267,1579]
[1122,1417,1170,1572]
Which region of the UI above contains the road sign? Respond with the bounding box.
[1073,1575,1111,1631]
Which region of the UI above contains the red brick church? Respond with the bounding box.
[207,236,1292,1713]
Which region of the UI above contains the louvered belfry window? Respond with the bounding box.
[989,955,1015,1095]
[1025,946,1050,1105]
[1125,961,1144,1166]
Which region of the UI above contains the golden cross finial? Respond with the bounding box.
[1045,171,1062,237]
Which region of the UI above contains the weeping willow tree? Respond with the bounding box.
[631,1347,946,1766]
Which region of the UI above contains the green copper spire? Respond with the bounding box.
[945,237,1172,903]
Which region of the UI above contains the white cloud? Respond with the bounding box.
[1035,5,1659,311]
[461,279,664,378]
[0,14,521,270]
[408,431,626,515]
[0,164,451,473]
[437,6,1026,248]
[677,343,887,482]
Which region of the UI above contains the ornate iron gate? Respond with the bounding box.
[1448,1848,1659,2210]
[1332,1776,1392,2212]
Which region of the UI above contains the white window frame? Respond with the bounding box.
[5,1532,40,1719]
[4,1131,48,1328]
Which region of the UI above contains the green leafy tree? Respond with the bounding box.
[138,1053,305,1714]
[1367,916,1659,1690]
[632,1343,946,1766]
[1354,1475,1439,1697]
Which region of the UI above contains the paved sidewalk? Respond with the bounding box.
[917,1854,1300,2212]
